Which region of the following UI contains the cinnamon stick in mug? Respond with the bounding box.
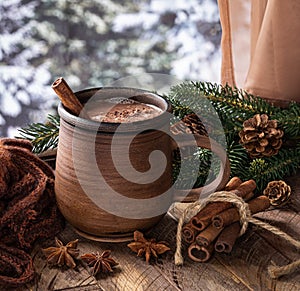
[188,242,214,263]
[52,77,84,116]
[190,179,255,231]
[212,195,271,229]
[214,222,240,253]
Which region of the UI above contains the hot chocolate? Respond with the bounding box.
[86,97,163,123]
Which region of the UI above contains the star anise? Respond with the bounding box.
[80,250,118,275]
[42,238,79,268]
[127,230,170,263]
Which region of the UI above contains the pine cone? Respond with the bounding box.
[263,180,291,206]
[171,113,208,136]
[239,114,284,158]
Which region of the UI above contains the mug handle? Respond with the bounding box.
[170,132,231,203]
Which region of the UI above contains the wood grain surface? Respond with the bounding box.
[5,173,300,291]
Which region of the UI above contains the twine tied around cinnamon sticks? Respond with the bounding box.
[175,189,300,279]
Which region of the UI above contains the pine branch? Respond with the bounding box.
[18,114,60,154]
[226,141,250,179]
[168,81,300,192]
[172,148,212,189]
[247,146,300,192]
[167,81,281,134]
[15,81,300,194]
[195,81,278,113]
[273,102,300,138]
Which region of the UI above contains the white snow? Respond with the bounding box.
[112,0,220,83]
[0,94,22,117]
[1,0,221,137]
[113,12,160,32]
[7,126,20,138]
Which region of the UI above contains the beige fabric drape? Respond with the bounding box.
[218,0,300,106]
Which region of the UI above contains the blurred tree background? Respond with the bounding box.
[0,0,221,136]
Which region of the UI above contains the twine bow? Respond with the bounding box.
[175,191,300,279]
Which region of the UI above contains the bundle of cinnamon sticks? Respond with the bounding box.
[182,177,270,262]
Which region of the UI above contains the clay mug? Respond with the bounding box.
[55,87,230,241]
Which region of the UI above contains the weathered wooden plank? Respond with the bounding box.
[167,173,300,291]
[27,225,182,291]
[214,228,300,291]
[4,172,300,291]
[206,173,300,291]
[28,236,102,291]
[15,217,251,291]
[147,214,250,290]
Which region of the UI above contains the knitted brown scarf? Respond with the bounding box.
[0,138,64,287]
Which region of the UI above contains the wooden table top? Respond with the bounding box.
[8,173,300,291]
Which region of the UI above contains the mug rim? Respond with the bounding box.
[58,86,172,133]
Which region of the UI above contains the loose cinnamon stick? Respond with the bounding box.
[188,242,214,262]
[182,177,241,242]
[182,221,198,243]
[212,195,271,229]
[195,224,223,247]
[52,77,84,116]
[230,179,256,197]
[214,222,240,253]
[214,194,255,253]
[190,204,223,231]
[224,177,242,191]
[190,179,255,231]
[243,191,254,202]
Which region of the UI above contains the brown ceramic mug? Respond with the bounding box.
[55,87,230,241]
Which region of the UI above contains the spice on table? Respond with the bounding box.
[42,238,79,268]
[243,191,254,201]
[188,242,214,262]
[127,230,170,263]
[181,176,244,244]
[230,179,257,197]
[178,177,273,264]
[189,179,256,231]
[214,222,241,253]
[212,195,271,228]
[81,250,118,275]
[195,224,223,247]
[190,202,228,231]
[182,221,198,244]
[224,176,242,191]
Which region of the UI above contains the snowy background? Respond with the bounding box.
[0,0,221,137]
